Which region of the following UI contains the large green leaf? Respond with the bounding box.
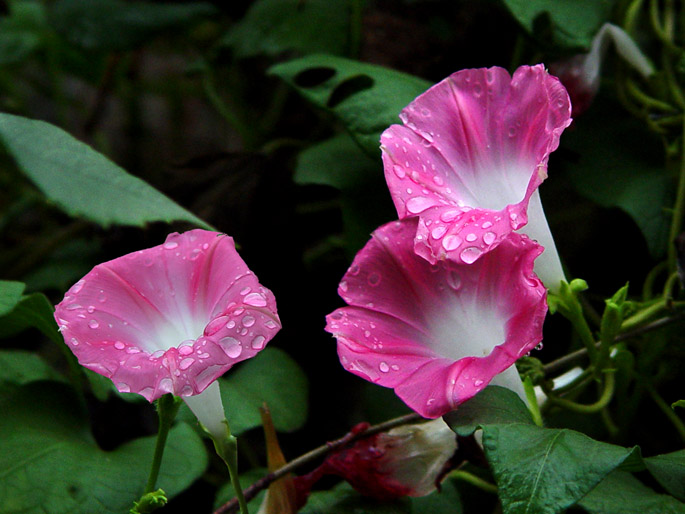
[270,54,431,155]
[0,113,212,229]
[48,0,216,52]
[0,280,25,316]
[644,450,685,502]
[295,133,395,254]
[221,0,351,58]
[483,423,641,514]
[578,470,685,514]
[502,0,614,50]
[0,381,207,514]
[561,100,672,258]
[443,385,534,437]
[0,350,65,386]
[0,290,62,344]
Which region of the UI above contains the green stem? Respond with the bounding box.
[523,376,543,427]
[547,371,615,414]
[641,378,685,443]
[214,422,249,514]
[144,395,182,494]
[667,116,685,273]
[449,470,498,494]
[621,298,669,331]
[642,261,668,300]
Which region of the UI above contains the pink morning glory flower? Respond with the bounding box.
[54,229,281,435]
[325,218,547,419]
[381,65,571,291]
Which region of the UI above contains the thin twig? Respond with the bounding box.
[213,413,421,514]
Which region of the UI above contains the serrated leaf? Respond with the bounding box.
[0,381,207,514]
[48,0,216,52]
[0,113,212,229]
[443,386,534,437]
[270,54,431,155]
[644,450,685,502]
[482,423,642,514]
[221,0,350,58]
[578,470,685,514]
[502,0,613,50]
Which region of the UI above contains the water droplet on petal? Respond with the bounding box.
[240,286,251,296]
[164,241,179,250]
[220,337,243,358]
[251,335,266,350]
[117,383,130,393]
[227,320,236,329]
[159,378,173,392]
[242,315,255,327]
[474,379,484,386]
[340,281,348,292]
[114,341,125,350]
[447,271,462,290]
[205,316,230,336]
[440,210,460,223]
[244,293,267,307]
[535,342,544,351]
[348,264,360,275]
[367,272,381,286]
[465,233,477,242]
[482,221,493,229]
[442,235,462,251]
[460,247,482,264]
[178,344,194,356]
[393,165,406,179]
[66,303,82,311]
[431,226,447,239]
[406,196,433,214]
[88,320,99,329]
[179,358,195,370]
[483,232,496,245]
[379,362,390,373]
[265,320,278,330]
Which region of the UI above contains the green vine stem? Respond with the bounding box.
[144,394,182,494]
[545,371,616,414]
[213,421,250,514]
[449,470,498,494]
[667,115,685,273]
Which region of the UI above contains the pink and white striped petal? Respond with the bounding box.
[54,229,281,402]
[382,65,571,275]
[326,219,547,419]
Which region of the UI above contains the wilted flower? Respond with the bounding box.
[325,218,547,418]
[381,65,571,291]
[550,23,654,116]
[54,229,281,437]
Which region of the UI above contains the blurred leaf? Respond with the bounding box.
[0,350,65,385]
[0,279,25,316]
[502,0,613,50]
[409,478,463,513]
[0,1,48,65]
[443,386,534,437]
[48,0,216,52]
[0,291,61,345]
[296,133,395,254]
[23,238,101,293]
[300,482,411,514]
[270,54,431,155]
[0,381,207,514]
[578,470,685,514]
[483,423,642,514]
[644,450,685,501]
[562,101,672,257]
[222,0,351,58]
[0,113,212,229]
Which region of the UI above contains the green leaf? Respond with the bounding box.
[482,423,641,514]
[0,350,65,386]
[0,1,47,65]
[0,291,62,345]
[300,482,411,514]
[443,386,534,437]
[578,470,685,514]
[562,100,672,258]
[48,0,217,52]
[644,450,685,501]
[0,113,212,229]
[410,478,463,513]
[0,280,25,316]
[0,381,208,514]
[673,400,685,410]
[270,54,431,155]
[502,0,614,50]
[221,0,351,58]
[295,133,395,254]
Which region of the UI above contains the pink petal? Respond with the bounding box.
[326,219,547,418]
[382,65,571,265]
[54,229,281,401]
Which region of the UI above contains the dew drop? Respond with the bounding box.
[432,175,444,186]
[393,165,406,179]
[460,246,482,264]
[242,315,256,327]
[406,196,433,214]
[178,344,194,356]
[179,358,195,370]
[348,264,360,276]
[442,234,462,251]
[440,210,460,223]
[114,341,125,350]
[88,319,99,329]
[159,378,173,392]
[447,270,462,290]
[240,286,251,296]
[367,272,381,286]
[117,383,130,393]
[474,379,484,386]
[379,362,390,373]
[244,293,267,307]
[431,225,447,239]
[473,84,483,97]
[205,316,230,336]
[265,320,278,330]
[340,281,348,292]
[71,280,85,294]
[483,232,496,245]
[535,342,544,351]
[421,107,431,117]
[221,337,243,358]
[70,337,79,346]
[227,320,236,329]
[465,233,477,242]
[251,335,266,350]
[482,221,493,229]
[163,241,179,250]
[65,303,82,311]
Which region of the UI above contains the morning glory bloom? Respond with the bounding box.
[381,65,571,291]
[325,219,547,419]
[54,229,280,438]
